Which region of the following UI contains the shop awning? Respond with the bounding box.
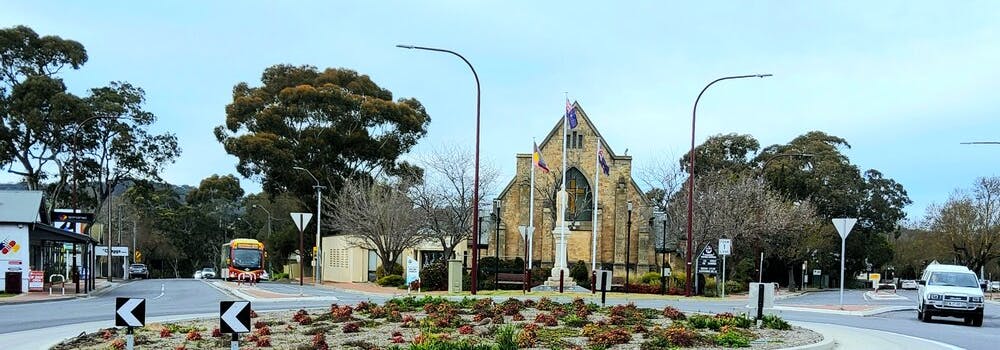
[29,223,98,244]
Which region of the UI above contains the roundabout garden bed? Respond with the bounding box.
[53,296,821,349]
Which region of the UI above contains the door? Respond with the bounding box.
[367,250,377,282]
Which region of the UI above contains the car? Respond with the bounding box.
[991,281,1000,292]
[128,264,148,279]
[200,268,216,279]
[901,279,918,290]
[917,263,985,326]
[193,270,203,279]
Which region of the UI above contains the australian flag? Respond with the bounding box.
[565,99,578,129]
[598,145,610,175]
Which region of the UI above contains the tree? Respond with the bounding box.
[410,144,500,261]
[639,154,684,212]
[0,25,88,190]
[214,64,431,204]
[326,177,423,271]
[926,177,1000,273]
[680,133,759,176]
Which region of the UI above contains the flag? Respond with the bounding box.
[565,99,578,129]
[533,142,550,173]
[598,144,610,175]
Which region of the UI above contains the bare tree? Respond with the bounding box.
[639,154,685,211]
[926,176,1000,273]
[325,177,424,271]
[409,145,501,260]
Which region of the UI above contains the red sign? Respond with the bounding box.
[28,270,44,292]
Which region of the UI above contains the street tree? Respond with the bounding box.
[326,177,423,273]
[214,64,431,205]
[410,144,501,261]
[926,176,1000,273]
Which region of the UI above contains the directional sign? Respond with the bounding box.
[96,246,130,257]
[697,244,718,275]
[718,239,732,256]
[290,212,313,233]
[832,218,857,240]
[220,301,251,333]
[115,298,146,327]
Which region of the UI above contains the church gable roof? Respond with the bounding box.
[537,101,627,162]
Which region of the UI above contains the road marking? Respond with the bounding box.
[152,284,165,300]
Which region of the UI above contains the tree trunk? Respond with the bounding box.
[787,265,796,292]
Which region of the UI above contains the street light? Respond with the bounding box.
[625,201,633,294]
[686,74,771,297]
[397,44,482,295]
[293,166,325,286]
[252,204,273,274]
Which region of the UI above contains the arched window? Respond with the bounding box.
[565,168,593,221]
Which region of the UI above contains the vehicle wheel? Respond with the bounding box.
[917,310,923,320]
[973,314,983,327]
[921,310,932,322]
[964,317,973,325]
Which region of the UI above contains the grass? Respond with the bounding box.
[0,293,18,298]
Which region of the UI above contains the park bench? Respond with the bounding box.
[496,273,527,286]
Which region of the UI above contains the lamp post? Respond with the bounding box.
[493,199,501,288]
[293,166,325,285]
[686,74,771,297]
[397,44,482,294]
[252,204,273,274]
[625,201,633,294]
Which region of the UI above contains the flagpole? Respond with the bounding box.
[560,97,569,270]
[591,138,599,272]
[529,138,535,271]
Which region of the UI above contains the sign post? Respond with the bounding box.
[290,212,313,287]
[832,218,857,306]
[718,239,731,298]
[405,257,420,293]
[115,297,145,350]
[696,244,718,295]
[221,301,251,350]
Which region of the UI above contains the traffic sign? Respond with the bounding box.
[718,239,732,256]
[832,218,857,239]
[96,246,129,257]
[220,301,251,333]
[290,212,313,233]
[697,244,718,275]
[813,269,821,276]
[115,298,145,327]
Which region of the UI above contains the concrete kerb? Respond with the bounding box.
[0,281,124,305]
[775,304,914,317]
[208,280,342,303]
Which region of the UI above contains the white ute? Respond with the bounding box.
[917,263,985,326]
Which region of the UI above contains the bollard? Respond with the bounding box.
[600,271,609,306]
[559,270,564,293]
[660,275,667,295]
[591,271,596,294]
[756,283,765,321]
[126,327,134,350]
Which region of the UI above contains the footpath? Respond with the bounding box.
[0,279,121,305]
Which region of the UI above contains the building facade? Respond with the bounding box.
[492,102,655,276]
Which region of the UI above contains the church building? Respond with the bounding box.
[492,102,656,277]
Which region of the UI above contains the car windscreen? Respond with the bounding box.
[928,272,979,288]
[232,249,262,269]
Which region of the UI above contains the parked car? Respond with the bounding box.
[917,263,984,326]
[200,268,216,279]
[128,264,148,279]
[991,281,1000,292]
[901,279,918,290]
[194,270,203,279]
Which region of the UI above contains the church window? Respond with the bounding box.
[564,168,593,221]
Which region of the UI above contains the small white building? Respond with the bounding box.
[321,235,469,283]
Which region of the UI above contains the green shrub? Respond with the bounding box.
[271,272,289,280]
[570,260,590,285]
[761,314,791,330]
[703,277,717,297]
[376,274,406,287]
[420,261,449,291]
[714,328,752,347]
[639,272,662,285]
[725,280,744,294]
[376,262,403,279]
[494,325,518,350]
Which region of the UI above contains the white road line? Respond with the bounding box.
[152,283,165,300]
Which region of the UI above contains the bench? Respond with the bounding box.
[496,273,526,286]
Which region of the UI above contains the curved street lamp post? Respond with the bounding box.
[687,74,771,297]
[397,44,482,295]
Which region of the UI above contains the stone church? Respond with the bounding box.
[491,102,656,276]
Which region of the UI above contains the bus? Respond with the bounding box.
[221,238,265,281]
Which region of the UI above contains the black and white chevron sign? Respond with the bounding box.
[220,301,251,333]
[115,298,145,327]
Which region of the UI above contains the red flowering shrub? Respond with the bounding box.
[586,327,631,347]
[536,297,556,311]
[101,329,114,340]
[256,325,271,336]
[458,324,474,334]
[249,309,259,318]
[518,323,539,347]
[331,305,354,322]
[662,306,686,320]
[159,328,172,338]
[292,309,310,323]
[109,339,125,350]
[534,313,558,327]
[185,330,202,340]
[255,336,271,347]
[342,322,361,333]
[512,312,525,321]
[211,328,222,337]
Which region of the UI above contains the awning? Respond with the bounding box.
[29,223,98,244]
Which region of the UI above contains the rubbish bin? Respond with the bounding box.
[4,271,22,294]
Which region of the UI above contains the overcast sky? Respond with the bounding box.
[3,1,998,222]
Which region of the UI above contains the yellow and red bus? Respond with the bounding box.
[221,238,265,281]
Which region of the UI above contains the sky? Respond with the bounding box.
[2,1,998,222]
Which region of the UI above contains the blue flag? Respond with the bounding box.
[598,145,610,175]
[565,99,578,129]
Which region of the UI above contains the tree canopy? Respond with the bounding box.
[214,64,431,203]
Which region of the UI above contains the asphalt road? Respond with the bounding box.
[2,281,997,349]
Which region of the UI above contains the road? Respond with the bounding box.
[2,281,997,349]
